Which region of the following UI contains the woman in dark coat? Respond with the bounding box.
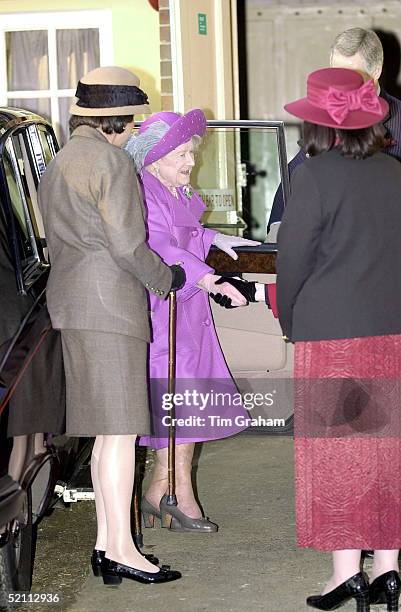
[277,67,401,611]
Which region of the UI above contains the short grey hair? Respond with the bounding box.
[124,120,170,172]
[330,28,383,75]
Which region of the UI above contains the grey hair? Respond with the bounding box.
[330,28,383,75]
[124,120,170,171]
[192,134,202,150]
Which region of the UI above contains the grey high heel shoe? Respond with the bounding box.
[141,496,162,528]
[159,494,218,532]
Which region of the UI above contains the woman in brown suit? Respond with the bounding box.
[38,67,183,585]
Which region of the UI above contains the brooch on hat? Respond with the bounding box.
[183,185,194,199]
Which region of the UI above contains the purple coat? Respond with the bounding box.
[138,170,248,448]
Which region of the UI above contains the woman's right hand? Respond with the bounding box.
[169,264,186,291]
[196,273,247,307]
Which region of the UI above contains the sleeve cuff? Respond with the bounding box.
[265,284,278,317]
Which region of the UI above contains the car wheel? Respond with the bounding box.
[0,488,34,611]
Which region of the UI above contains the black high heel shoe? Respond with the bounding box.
[90,549,159,577]
[101,557,181,585]
[369,571,401,611]
[306,572,370,611]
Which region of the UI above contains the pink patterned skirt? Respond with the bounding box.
[294,334,401,551]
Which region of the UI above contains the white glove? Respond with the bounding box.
[212,233,261,260]
[197,273,247,306]
[255,283,266,302]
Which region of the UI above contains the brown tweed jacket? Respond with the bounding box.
[38,126,172,342]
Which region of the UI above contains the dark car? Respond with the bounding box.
[0,109,93,611]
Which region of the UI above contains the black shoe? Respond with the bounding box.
[370,570,401,611]
[101,557,181,585]
[90,549,159,577]
[306,572,369,611]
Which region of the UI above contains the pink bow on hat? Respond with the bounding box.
[285,68,388,130]
[321,79,383,125]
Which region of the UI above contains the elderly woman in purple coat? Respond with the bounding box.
[125,109,260,532]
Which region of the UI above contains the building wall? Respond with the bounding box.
[158,0,173,111]
[0,0,162,110]
[246,1,401,122]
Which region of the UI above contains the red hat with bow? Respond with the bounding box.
[284,67,388,129]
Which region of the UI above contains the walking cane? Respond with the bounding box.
[133,480,143,548]
[133,289,178,539]
[162,289,178,527]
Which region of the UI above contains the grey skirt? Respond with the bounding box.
[60,330,149,436]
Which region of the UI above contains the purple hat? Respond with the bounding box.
[140,109,206,166]
[284,68,388,129]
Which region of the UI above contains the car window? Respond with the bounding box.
[0,121,57,291]
[191,126,287,242]
[3,139,37,266]
[37,125,57,169]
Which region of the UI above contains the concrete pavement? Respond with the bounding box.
[23,436,381,612]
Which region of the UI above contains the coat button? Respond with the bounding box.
[191,229,199,237]
[203,319,211,327]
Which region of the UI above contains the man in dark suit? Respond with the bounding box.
[268,27,401,234]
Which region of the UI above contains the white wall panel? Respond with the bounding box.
[372,11,401,43]
[246,3,391,121]
[247,18,275,118]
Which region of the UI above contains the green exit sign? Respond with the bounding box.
[198,13,207,35]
